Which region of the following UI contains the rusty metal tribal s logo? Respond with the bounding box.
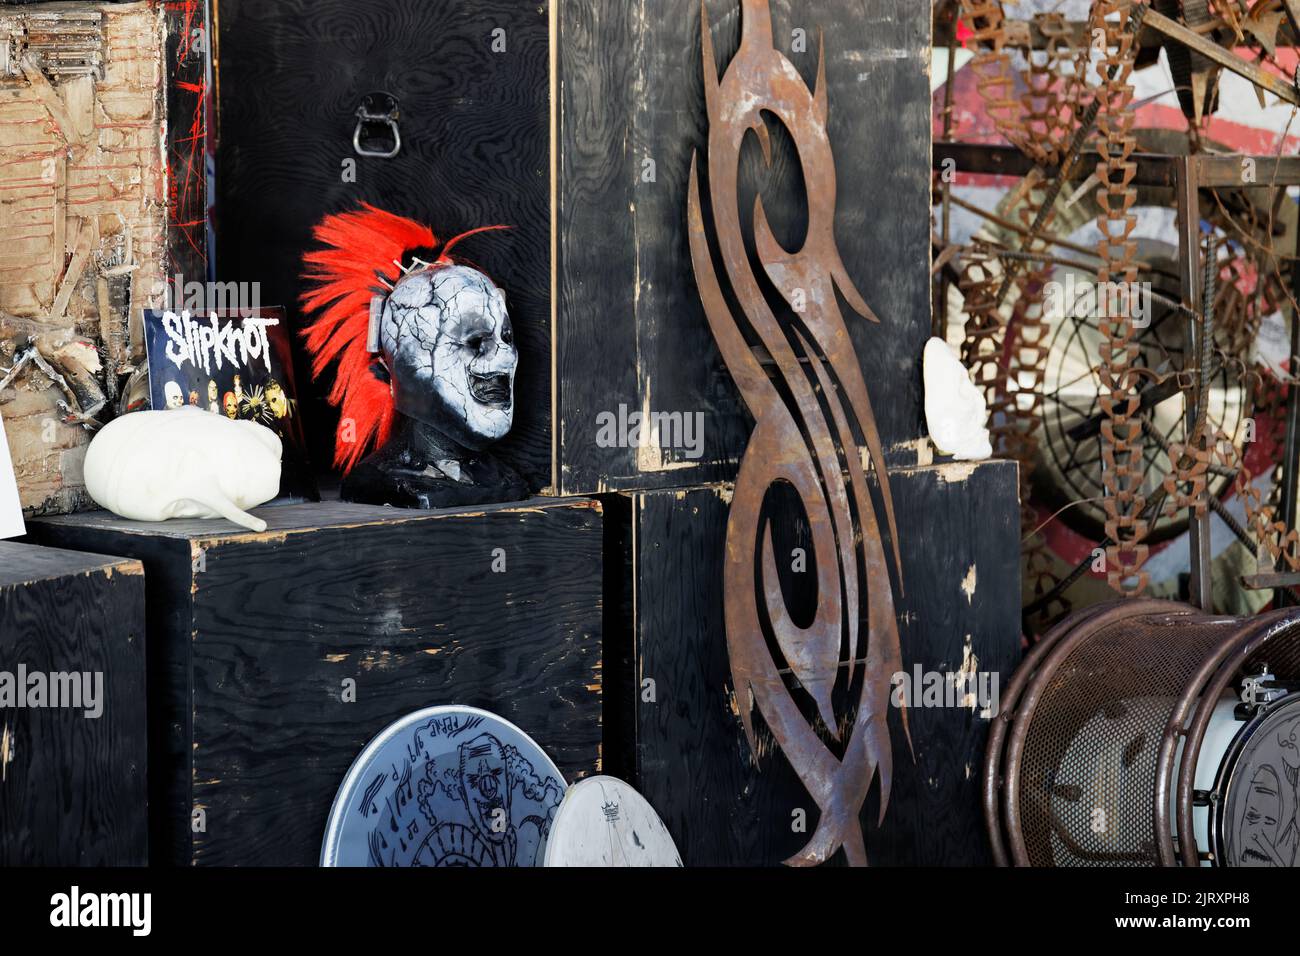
[686,0,908,866]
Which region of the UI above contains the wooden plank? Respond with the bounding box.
[162,0,208,287]
[630,461,1022,865]
[865,463,1021,865]
[555,0,932,494]
[214,0,552,493]
[632,485,804,863]
[19,53,87,151]
[0,541,147,866]
[29,497,605,865]
[20,525,193,865]
[50,219,91,319]
[35,496,574,540]
[1192,153,1300,188]
[0,539,132,586]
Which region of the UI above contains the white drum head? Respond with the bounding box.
[321,706,567,867]
[543,775,681,867]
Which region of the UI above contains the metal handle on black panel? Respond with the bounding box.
[353,92,401,159]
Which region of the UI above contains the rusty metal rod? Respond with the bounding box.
[1142,5,1300,107]
[948,193,1165,273]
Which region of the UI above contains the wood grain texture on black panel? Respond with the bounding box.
[30,498,604,866]
[631,461,1021,865]
[214,0,551,492]
[0,542,147,866]
[23,521,196,865]
[188,501,604,865]
[865,462,1022,866]
[556,0,931,494]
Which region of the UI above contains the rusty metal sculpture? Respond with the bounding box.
[686,0,906,866]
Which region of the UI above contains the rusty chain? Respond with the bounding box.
[949,0,1298,615]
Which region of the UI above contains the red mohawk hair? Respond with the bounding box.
[299,203,507,473]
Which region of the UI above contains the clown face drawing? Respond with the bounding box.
[377,720,564,868]
[1227,709,1300,867]
[164,381,184,409]
[223,391,238,419]
[458,733,512,846]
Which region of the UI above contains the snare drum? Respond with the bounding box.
[986,599,1300,867]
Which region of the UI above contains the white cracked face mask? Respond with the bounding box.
[380,264,517,450]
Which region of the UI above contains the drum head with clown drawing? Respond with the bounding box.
[1213,695,1300,867]
[321,706,567,867]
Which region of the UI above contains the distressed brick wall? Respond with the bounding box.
[0,1,166,515]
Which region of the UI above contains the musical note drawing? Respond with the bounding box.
[359,773,385,818]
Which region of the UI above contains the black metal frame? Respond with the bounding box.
[934,141,1300,610]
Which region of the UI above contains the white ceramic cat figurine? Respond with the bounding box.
[84,406,281,532]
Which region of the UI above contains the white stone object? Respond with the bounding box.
[923,337,992,461]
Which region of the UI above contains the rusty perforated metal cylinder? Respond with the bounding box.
[985,600,1300,866]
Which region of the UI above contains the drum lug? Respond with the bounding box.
[1235,664,1294,718]
[1192,788,1215,807]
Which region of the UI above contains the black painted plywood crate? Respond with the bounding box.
[555,0,930,494]
[623,461,1022,866]
[29,498,604,866]
[213,0,929,499]
[214,0,553,493]
[0,541,147,866]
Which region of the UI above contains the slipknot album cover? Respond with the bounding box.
[142,306,319,501]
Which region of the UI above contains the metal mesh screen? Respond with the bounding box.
[1246,627,1300,683]
[1017,611,1236,866]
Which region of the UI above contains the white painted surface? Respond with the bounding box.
[543,775,681,867]
[0,413,26,540]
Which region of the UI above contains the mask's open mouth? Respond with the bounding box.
[469,372,511,407]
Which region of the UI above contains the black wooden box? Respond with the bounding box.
[213,0,929,499]
[619,461,1022,866]
[554,0,931,493]
[29,498,604,866]
[0,541,147,866]
[215,0,553,492]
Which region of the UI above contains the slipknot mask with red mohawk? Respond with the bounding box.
[300,204,528,508]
